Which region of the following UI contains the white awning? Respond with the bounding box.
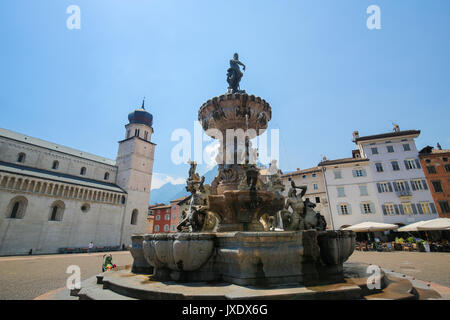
[397,218,450,232]
[343,222,399,232]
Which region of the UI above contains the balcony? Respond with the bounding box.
[396,190,412,199]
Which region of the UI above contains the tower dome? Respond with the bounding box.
[128,99,153,127]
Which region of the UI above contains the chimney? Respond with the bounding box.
[352,131,359,142]
[393,124,400,133]
[437,143,442,150]
[296,168,300,171]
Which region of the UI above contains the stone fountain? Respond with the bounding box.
[135,53,355,288]
[70,54,447,300]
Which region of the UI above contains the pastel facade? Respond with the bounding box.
[152,204,171,233]
[169,196,191,233]
[0,103,155,255]
[318,157,383,230]
[353,127,438,225]
[419,145,450,217]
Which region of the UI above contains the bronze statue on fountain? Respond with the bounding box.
[282,179,327,231]
[227,53,246,93]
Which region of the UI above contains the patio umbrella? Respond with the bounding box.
[343,221,399,232]
[417,218,450,231]
[397,221,427,232]
[397,218,450,232]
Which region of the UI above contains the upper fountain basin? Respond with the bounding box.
[198,93,272,138]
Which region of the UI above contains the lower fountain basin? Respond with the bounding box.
[130,234,153,274]
[142,233,215,272]
[317,230,356,265]
[136,230,355,285]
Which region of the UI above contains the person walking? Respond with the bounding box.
[88,241,94,253]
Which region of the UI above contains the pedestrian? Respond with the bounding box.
[88,241,94,253]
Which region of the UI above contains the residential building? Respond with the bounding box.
[353,125,438,226]
[152,204,171,233]
[169,196,191,232]
[318,156,382,230]
[419,144,450,217]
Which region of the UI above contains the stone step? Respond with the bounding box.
[78,285,137,300]
[100,269,362,300]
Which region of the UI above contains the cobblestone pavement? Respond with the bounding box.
[1,250,449,300]
[347,251,450,287]
[0,251,133,300]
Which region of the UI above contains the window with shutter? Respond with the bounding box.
[427,166,436,174]
[432,180,443,193]
[391,161,400,171]
[394,204,400,215]
[429,203,437,214]
[375,163,383,172]
[411,203,418,215]
[417,203,424,214]
[385,204,395,215]
[359,185,368,196]
[438,201,450,214]
[388,182,393,192]
[415,159,421,169]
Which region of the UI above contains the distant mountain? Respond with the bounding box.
[202,165,218,184]
[149,183,187,205]
[149,165,219,205]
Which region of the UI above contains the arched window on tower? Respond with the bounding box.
[126,130,130,139]
[134,129,140,137]
[131,209,138,225]
[17,153,26,163]
[104,172,110,180]
[52,160,59,170]
[80,167,87,175]
[144,131,148,141]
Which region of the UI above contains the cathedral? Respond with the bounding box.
[0,102,155,255]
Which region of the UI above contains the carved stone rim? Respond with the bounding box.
[143,233,216,241]
[199,93,271,114]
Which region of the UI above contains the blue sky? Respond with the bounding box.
[1,0,449,188]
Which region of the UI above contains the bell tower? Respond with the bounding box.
[116,99,155,245]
